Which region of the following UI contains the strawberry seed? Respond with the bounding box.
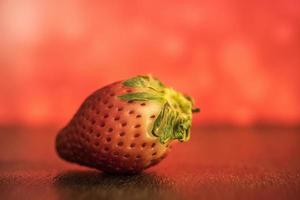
[119,132,126,137]
[130,143,136,148]
[129,110,135,114]
[117,141,124,146]
[136,155,141,159]
[104,147,109,152]
[134,124,141,128]
[134,133,140,138]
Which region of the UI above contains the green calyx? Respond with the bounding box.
[119,75,199,144]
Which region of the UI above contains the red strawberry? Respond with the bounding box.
[56,75,199,174]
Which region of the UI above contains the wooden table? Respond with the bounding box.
[0,127,300,200]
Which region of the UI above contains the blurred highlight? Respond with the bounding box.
[0,0,299,127]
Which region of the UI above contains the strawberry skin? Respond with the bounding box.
[56,75,199,174]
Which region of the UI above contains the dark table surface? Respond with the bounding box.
[0,126,300,200]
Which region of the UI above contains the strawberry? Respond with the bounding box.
[56,75,199,174]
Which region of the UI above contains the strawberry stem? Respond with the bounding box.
[192,108,200,113]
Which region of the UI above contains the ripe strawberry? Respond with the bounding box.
[56,75,199,174]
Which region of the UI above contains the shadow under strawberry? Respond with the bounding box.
[53,170,181,200]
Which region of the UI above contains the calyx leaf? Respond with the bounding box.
[119,92,164,101]
[152,103,190,143]
[123,74,165,92]
[119,75,199,144]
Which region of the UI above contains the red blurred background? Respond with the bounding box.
[0,0,299,128]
